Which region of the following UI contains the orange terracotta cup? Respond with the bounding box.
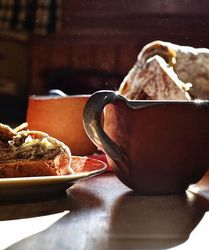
[26,95,96,156]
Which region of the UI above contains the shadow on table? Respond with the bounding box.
[109,190,209,250]
[0,184,104,250]
[0,185,104,221]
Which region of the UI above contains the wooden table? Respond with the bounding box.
[0,171,209,250]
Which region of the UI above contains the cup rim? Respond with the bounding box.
[29,94,91,100]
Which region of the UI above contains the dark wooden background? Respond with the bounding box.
[30,0,209,95]
[1,0,209,122]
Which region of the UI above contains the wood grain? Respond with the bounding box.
[0,172,209,249]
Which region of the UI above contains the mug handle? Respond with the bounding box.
[83,90,130,175]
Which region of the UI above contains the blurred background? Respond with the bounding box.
[0,0,209,124]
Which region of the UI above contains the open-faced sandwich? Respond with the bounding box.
[118,40,209,100]
[0,123,73,178]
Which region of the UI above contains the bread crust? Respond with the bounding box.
[0,125,73,178]
[0,154,71,178]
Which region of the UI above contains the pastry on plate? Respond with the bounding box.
[0,123,73,178]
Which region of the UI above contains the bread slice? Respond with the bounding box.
[119,40,209,100]
[119,55,191,100]
[137,41,209,99]
[0,123,73,178]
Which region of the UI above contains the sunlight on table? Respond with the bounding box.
[0,210,69,250]
[171,212,209,250]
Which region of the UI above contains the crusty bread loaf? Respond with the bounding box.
[119,55,191,100]
[0,123,73,178]
[139,41,209,99]
[119,40,209,100]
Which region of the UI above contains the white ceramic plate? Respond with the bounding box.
[0,156,107,200]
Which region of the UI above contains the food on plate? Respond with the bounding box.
[119,40,209,100]
[0,123,73,178]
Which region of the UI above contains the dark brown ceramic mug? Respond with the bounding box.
[83,90,209,194]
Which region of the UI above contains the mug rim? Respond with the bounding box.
[126,98,209,109]
[93,90,209,109]
[29,94,91,100]
[113,91,209,104]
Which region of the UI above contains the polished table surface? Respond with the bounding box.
[1,171,209,250]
